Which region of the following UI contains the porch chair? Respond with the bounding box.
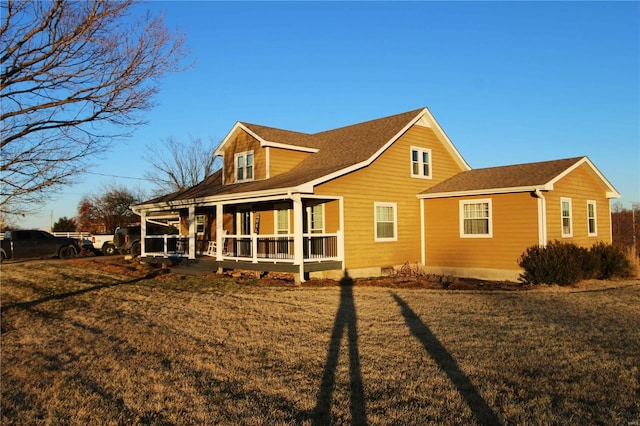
[206,241,216,257]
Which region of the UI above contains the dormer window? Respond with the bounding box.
[235,151,254,182]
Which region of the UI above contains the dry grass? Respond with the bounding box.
[1,260,639,425]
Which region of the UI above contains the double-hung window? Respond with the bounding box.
[587,200,597,236]
[460,199,492,238]
[196,215,205,234]
[561,198,572,237]
[375,202,397,242]
[411,147,432,179]
[235,151,254,182]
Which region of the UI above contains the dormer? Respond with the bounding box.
[215,122,318,185]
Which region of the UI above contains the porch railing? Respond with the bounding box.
[143,234,188,257]
[222,232,340,263]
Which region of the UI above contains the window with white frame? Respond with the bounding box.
[460,199,492,238]
[308,204,324,234]
[275,205,290,235]
[196,215,205,234]
[411,147,432,179]
[561,198,572,237]
[235,151,254,182]
[375,202,397,241]
[587,200,597,236]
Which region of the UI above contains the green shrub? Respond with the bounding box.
[518,241,587,286]
[519,241,635,285]
[589,242,634,279]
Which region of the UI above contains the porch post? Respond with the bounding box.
[188,205,196,259]
[338,196,345,272]
[140,210,147,257]
[292,194,305,283]
[216,203,223,261]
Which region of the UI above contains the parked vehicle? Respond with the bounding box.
[113,226,142,256]
[1,230,82,262]
[52,232,116,255]
[91,234,116,255]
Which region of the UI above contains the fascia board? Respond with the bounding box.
[133,186,313,212]
[417,185,544,199]
[546,156,621,198]
[422,108,472,171]
[305,109,428,188]
[261,140,318,153]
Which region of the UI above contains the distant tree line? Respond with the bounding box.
[612,202,640,257]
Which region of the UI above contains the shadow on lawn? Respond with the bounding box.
[313,272,367,425]
[391,292,501,426]
[0,272,157,314]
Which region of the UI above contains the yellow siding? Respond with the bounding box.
[222,131,267,183]
[545,163,612,246]
[424,193,539,271]
[315,125,466,271]
[269,148,311,177]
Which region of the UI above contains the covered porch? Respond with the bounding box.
[134,193,345,282]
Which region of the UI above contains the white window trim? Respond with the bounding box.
[561,197,573,238]
[196,214,205,235]
[410,146,432,180]
[587,200,597,237]
[306,203,325,234]
[274,203,290,234]
[459,199,493,238]
[374,202,398,242]
[234,150,254,183]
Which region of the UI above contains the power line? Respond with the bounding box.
[85,171,153,182]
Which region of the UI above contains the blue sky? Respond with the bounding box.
[21,1,639,230]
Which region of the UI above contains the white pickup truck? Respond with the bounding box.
[52,232,116,255]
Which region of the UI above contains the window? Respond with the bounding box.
[460,199,492,238]
[235,151,254,182]
[196,215,205,234]
[561,198,572,237]
[587,200,597,236]
[411,147,432,179]
[308,204,324,234]
[275,205,289,235]
[375,202,397,241]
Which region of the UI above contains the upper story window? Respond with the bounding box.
[235,151,254,182]
[460,199,492,238]
[587,200,597,236]
[561,198,572,237]
[411,147,432,179]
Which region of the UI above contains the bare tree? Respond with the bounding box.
[1,0,191,216]
[77,183,146,234]
[143,136,220,195]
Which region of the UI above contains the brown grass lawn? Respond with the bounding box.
[1,259,639,425]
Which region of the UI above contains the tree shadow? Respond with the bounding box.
[312,271,367,425]
[0,272,158,314]
[391,292,501,426]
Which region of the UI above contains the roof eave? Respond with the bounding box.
[418,185,545,199]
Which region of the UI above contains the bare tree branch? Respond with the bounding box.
[142,136,220,195]
[0,0,191,216]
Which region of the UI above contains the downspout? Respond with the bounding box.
[420,198,426,266]
[533,189,547,247]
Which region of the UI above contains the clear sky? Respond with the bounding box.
[18,1,640,230]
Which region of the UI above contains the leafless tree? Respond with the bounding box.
[77,183,146,234]
[1,0,191,216]
[143,135,220,195]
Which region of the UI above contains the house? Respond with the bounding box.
[131,107,620,282]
